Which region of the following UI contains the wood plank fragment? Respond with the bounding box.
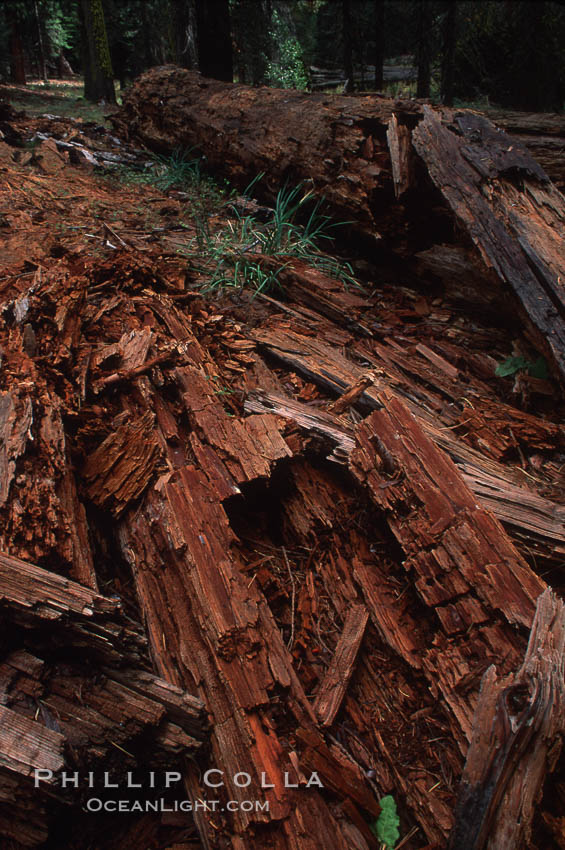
[350,391,546,630]
[386,112,414,198]
[328,374,375,415]
[245,389,355,460]
[314,604,369,726]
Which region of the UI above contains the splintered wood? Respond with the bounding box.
[448,589,565,850]
[1,76,565,850]
[314,604,370,726]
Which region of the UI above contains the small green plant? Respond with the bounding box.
[495,355,548,379]
[265,9,309,90]
[370,795,400,849]
[190,180,356,296]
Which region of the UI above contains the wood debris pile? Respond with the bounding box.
[1,73,565,849]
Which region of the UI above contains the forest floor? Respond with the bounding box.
[1,93,565,850]
[0,79,114,124]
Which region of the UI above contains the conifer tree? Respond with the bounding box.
[80,0,116,103]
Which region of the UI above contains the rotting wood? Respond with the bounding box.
[386,112,414,198]
[245,388,356,461]
[82,303,377,849]
[412,107,565,386]
[484,109,565,189]
[447,588,565,850]
[114,68,565,386]
[82,410,161,515]
[349,393,546,630]
[0,549,124,649]
[118,465,365,850]
[1,103,564,848]
[0,550,207,844]
[250,332,565,563]
[328,374,375,415]
[314,604,369,727]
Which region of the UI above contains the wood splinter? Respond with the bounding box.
[327,373,375,415]
[314,604,370,727]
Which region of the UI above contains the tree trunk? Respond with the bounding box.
[7,7,26,85]
[171,0,198,69]
[441,0,456,106]
[342,0,354,91]
[80,0,116,104]
[416,0,432,98]
[195,0,233,82]
[231,0,271,84]
[373,0,385,90]
[112,68,565,388]
[33,0,48,82]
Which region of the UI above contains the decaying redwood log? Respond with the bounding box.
[448,589,565,850]
[485,109,565,190]
[2,105,565,850]
[0,551,206,846]
[113,67,565,386]
[248,332,565,565]
[412,108,565,394]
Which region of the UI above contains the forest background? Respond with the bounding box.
[1,0,565,115]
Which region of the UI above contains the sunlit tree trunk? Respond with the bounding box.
[80,0,116,103]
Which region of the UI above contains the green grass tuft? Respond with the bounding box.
[190,180,357,296]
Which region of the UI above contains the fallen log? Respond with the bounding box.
[484,109,565,190]
[1,112,564,848]
[447,588,565,850]
[113,67,565,386]
[248,331,565,565]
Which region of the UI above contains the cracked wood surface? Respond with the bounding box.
[1,96,564,849]
[251,330,565,564]
[448,589,565,850]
